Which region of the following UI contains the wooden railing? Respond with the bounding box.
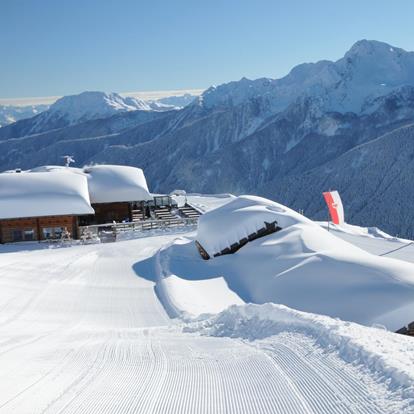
[79,217,198,239]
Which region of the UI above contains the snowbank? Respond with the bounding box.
[153,237,243,319]
[157,196,414,330]
[187,303,414,394]
[196,195,308,257]
[0,171,94,219]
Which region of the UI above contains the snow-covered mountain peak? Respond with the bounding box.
[345,39,404,59]
[198,77,275,109]
[198,40,414,114]
[49,91,142,123]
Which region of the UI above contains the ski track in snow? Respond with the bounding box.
[0,235,411,413]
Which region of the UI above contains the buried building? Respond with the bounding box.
[195,195,286,259]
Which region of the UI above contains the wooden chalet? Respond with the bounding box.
[79,165,154,225]
[0,171,94,243]
[0,164,202,243]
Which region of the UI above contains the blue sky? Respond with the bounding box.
[1,0,414,99]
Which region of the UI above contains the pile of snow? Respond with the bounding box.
[0,171,94,219]
[154,238,243,319]
[187,303,414,393]
[157,195,414,330]
[83,164,153,203]
[196,195,311,257]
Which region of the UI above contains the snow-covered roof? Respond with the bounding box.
[197,195,308,257]
[0,171,94,220]
[83,165,153,203]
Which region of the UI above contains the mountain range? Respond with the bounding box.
[0,92,196,128]
[1,39,414,238]
[0,104,49,127]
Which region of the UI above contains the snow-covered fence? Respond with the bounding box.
[79,217,198,242]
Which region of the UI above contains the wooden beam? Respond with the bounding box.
[36,218,41,242]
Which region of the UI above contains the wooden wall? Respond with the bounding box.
[92,203,131,224]
[0,216,77,243]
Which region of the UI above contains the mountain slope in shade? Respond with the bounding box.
[268,123,414,239]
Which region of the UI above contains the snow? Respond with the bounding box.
[1,194,414,412]
[26,164,153,204]
[50,91,149,124]
[187,303,414,396]
[318,221,414,264]
[154,237,243,318]
[187,193,236,213]
[83,164,153,203]
[196,195,307,256]
[319,221,412,243]
[0,170,94,219]
[169,195,414,330]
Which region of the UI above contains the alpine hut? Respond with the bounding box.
[82,165,153,224]
[0,170,94,243]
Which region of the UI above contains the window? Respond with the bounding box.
[43,227,53,239]
[10,228,34,242]
[154,196,171,207]
[23,229,34,241]
[12,230,23,242]
[42,227,65,239]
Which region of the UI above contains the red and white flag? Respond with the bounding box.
[323,190,344,225]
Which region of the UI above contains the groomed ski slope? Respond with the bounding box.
[0,195,413,413]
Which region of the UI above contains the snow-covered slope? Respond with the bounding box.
[156,195,414,331]
[1,233,413,412]
[189,303,414,399]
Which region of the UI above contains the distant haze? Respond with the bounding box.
[0,89,204,107]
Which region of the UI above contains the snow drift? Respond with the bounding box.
[196,195,304,257]
[157,195,414,330]
[186,303,414,394]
